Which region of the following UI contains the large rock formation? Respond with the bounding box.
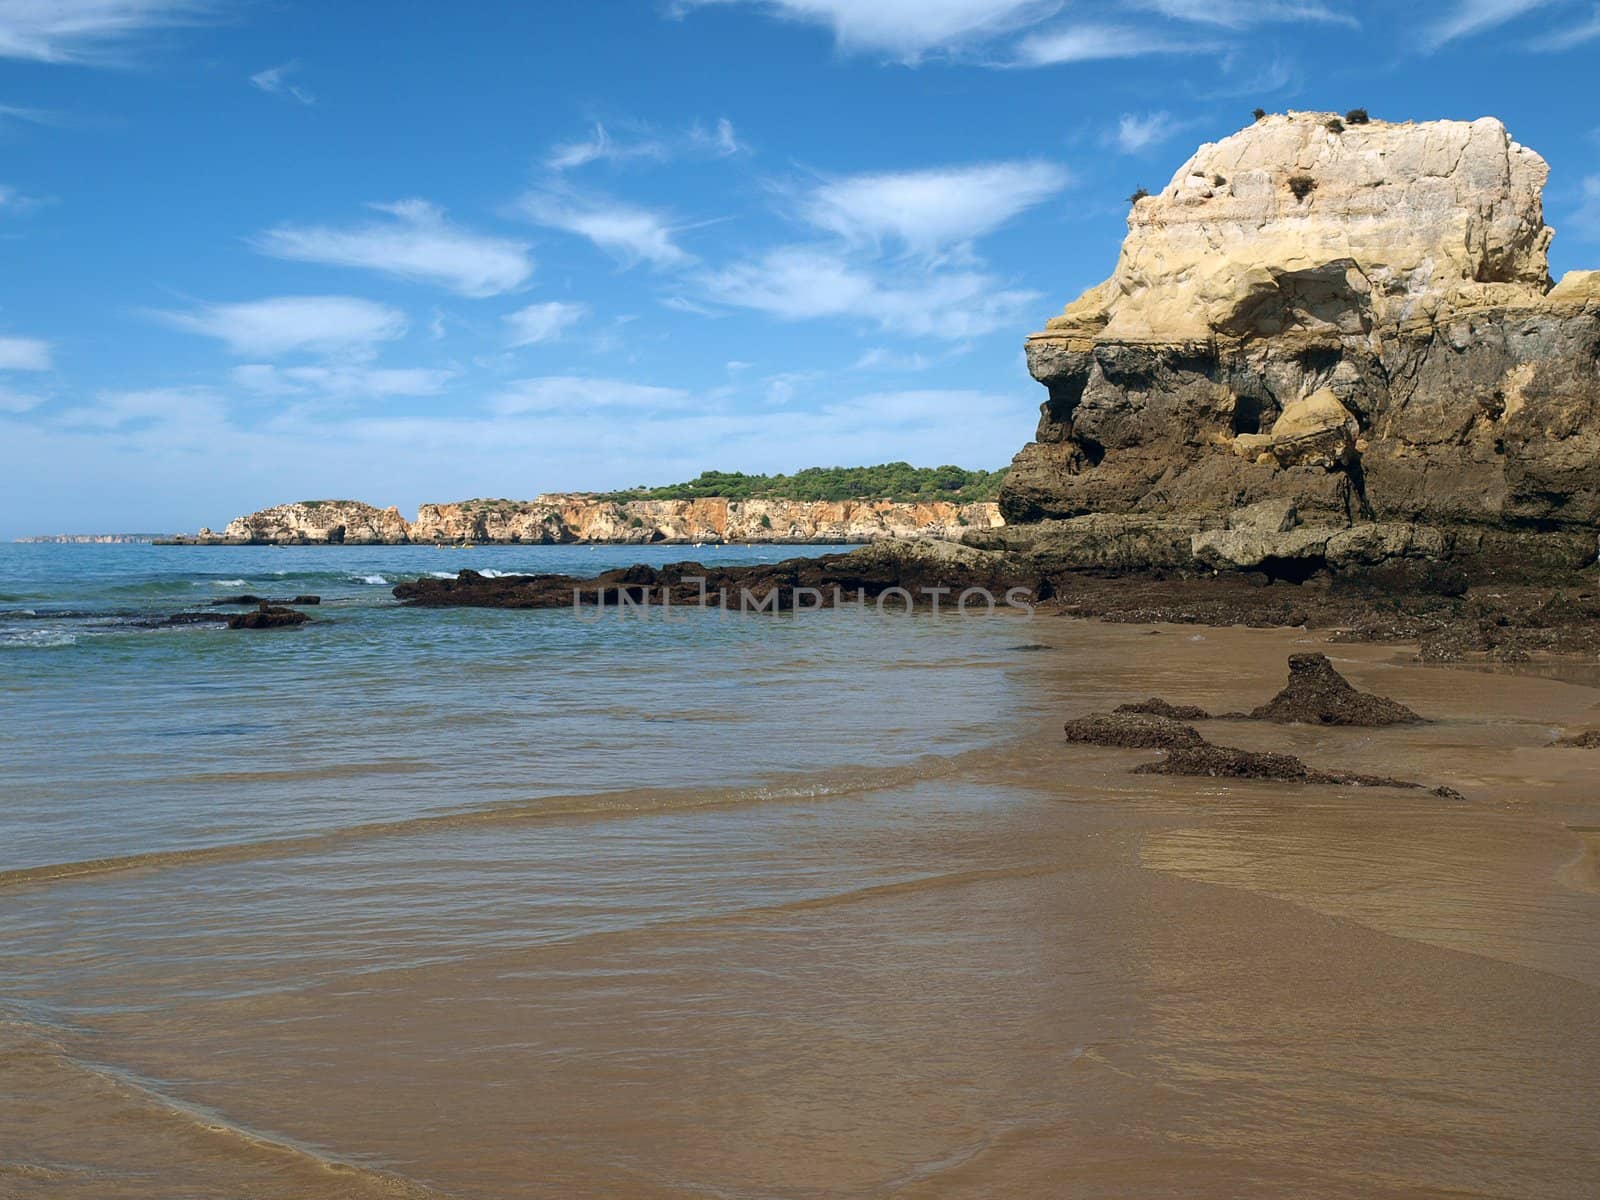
[188,497,1002,545]
[999,113,1600,579]
[221,501,411,545]
[411,496,1001,545]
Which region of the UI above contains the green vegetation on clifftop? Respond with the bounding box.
[598,463,1009,504]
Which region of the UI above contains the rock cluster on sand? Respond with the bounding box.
[1555,729,1600,748]
[998,112,1600,580]
[1113,653,1423,726]
[1063,654,1455,795]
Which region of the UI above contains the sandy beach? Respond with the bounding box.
[5,603,1598,1199]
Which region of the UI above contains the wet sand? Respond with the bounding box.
[4,619,1600,1198]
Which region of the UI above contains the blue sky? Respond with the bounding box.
[0,0,1597,535]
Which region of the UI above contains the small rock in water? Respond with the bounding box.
[1554,729,1600,748]
[211,593,320,607]
[226,603,310,630]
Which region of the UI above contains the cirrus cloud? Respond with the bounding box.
[504,301,588,346]
[799,160,1072,255]
[156,296,408,358]
[254,199,534,298]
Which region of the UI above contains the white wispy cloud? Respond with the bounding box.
[157,296,408,358]
[1527,3,1600,48]
[0,0,214,64]
[55,386,229,431]
[799,161,1071,255]
[546,123,670,171]
[0,334,51,370]
[0,183,47,214]
[661,295,724,318]
[698,246,1041,339]
[1423,0,1560,47]
[1572,176,1600,240]
[231,364,455,398]
[546,116,747,172]
[516,191,690,267]
[852,347,935,371]
[0,384,43,413]
[674,0,1061,61]
[1014,23,1209,64]
[1107,111,1183,153]
[255,199,533,298]
[250,61,315,105]
[0,102,64,126]
[488,376,691,415]
[503,301,588,346]
[691,116,747,157]
[1124,0,1357,28]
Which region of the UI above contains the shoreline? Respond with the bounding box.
[146,536,880,547]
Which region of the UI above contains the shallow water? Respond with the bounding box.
[3,545,1599,1197]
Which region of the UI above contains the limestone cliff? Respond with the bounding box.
[194,496,1001,545]
[412,496,999,544]
[220,501,411,545]
[999,112,1600,578]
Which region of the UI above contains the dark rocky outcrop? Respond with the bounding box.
[226,604,311,630]
[209,594,320,607]
[1555,730,1600,748]
[394,540,1043,611]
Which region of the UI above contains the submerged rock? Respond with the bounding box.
[1555,729,1600,748]
[1247,653,1423,725]
[226,604,311,630]
[209,594,320,606]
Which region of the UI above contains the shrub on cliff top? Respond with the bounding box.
[1326,116,1345,133]
[1346,108,1370,124]
[1252,108,1267,121]
[598,463,1009,504]
[1129,187,1150,204]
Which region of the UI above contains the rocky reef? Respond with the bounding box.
[172,496,1001,545]
[996,113,1600,581]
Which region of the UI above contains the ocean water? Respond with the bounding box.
[4,543,1600,1198]
[0,543,1037,874]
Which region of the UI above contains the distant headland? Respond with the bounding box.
[157,465,1009,546]
[15,533,175,544]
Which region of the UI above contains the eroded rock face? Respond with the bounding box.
[211,497,1002,545]
[1002,112,1600,578]
[222,501,411,545]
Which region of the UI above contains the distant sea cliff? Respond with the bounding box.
[161,496,1004,546]
[16,533,172,544]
